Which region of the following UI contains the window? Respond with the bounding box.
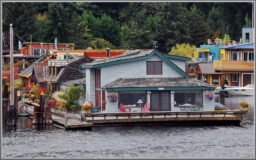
[33,48,40,56]
[231,74,239,82]
[232,52,238,61]
[119,91,146,106]
[245,33,250,42]
[249,52,254,61]
[174,91,203,107]
[244,52,248,61]
[147,61,162,75]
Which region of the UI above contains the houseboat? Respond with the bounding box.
[81,49,215,113]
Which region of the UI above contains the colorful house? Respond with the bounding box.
[81,49,215,113]
[50,49,127,60]
[192,45,224,62]
[214,43,254,86]
[20,42,74,56]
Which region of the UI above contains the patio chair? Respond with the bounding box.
[119,104,126,112]
[142,103,150,112]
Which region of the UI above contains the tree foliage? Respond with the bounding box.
[2,2,252,51]
[170,43,196,57]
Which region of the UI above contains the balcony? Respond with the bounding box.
[213,60,254,71]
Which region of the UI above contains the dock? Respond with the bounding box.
[51,110,93,130]
[83,110,247,126]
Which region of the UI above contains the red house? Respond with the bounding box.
[20,42,75,56]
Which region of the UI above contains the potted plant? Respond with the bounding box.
[205,91,213,101]
[107,93,118,102]
[239,102,249,111]
[81,101,93,114]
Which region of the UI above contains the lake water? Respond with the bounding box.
[2,96,255,159]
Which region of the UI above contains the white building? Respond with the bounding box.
[81,49,215,113]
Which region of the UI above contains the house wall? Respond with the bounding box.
[85,68,96,105]
[100,55,185,87]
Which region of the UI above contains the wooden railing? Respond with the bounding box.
[214,60,254,71]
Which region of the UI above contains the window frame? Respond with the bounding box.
[146,61,163,75]
[231,74,239,82]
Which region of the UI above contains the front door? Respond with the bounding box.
[151,91,170,111]
[243,74,252,86]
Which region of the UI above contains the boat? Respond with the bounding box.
[224,84,255,96]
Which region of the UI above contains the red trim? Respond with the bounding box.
[147,61,162,75]
[95,69,101,107]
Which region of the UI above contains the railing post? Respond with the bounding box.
[64,112,68,127]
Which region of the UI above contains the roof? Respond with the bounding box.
[23,42,75,45]
[221,43,254,49]
[47,56,93,83]
[103,78,214,91]
[82,49,191,78]
[199,63,223,75]
[61,78,86,85]
[19,64,35,77]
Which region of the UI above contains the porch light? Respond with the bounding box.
[137,99,143,106]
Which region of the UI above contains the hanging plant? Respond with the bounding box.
[205,91,213,101]
[107,93,118,102]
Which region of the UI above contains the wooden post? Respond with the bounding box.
[64,112,68,127]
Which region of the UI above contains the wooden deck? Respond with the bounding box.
[83,111,247,126]
[51,110,93,130]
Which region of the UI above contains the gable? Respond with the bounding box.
[83,50,190,78]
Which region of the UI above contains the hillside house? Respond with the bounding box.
[81,49,215,113]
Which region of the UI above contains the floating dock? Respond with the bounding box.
[83,111,247,126]
[51,110,93,130]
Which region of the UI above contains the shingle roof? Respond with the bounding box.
[61,78,86,85]
[103,78,213,90]
[199,63,223,75]
[83,49,190,68]
[19,64,35,77]
[221,43,254,49]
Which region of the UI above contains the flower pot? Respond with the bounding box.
[240,106,249,111]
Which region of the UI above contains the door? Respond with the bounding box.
[243,74,252,86]
[151,91,170,111]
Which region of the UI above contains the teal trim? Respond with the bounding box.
[81,50,191,78]
[154,51,191,78]
[105,86,215,92]
[163,54,191,61]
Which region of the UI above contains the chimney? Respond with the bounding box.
[18,40,22,50]
[106,47,110,58]
[54,37,58,49]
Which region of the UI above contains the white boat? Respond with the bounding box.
[224,84,255,96]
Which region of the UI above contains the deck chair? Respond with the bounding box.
[142,103,150,112]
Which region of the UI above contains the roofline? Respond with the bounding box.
[105,86,215,92]
[18,73,32,78]
[81,50,190,78]
[220,43,254,49]
[162,54,191,61]
[23,42,75,45]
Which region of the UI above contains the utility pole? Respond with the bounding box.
[8,23,16,126]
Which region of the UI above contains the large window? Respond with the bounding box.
[244,52,248,61]
[147,61,162,75]
[231,74,239,82]
[33,48,40,56]
[232,52,238,61]
[119,91,146,106]
[249,52,254,61]
[174,91,203,107]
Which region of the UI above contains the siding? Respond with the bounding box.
[101,55,184,87]
[85,68,95,104]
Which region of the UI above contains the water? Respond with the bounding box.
[2,96,255,159]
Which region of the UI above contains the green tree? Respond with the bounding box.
[186,5,211,47]
[169,43,196,57]
[59,85,84,103]
[88,38,115,49]
[244,14,252,27]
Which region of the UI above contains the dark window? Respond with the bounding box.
[33,48,40,56]
[232,52,238,61]
[249,52,254,61]
[231,74,239,82]
[244,52,248,61]
[174,91,203,107]
[147,61,162,75]
[119,91,146,106]
[246,33,250,42]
